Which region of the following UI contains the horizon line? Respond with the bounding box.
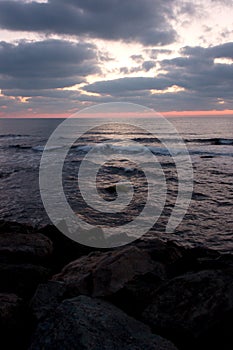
[0,109,233,119]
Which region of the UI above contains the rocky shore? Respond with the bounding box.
[0,220,233,350]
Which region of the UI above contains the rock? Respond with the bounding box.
[0,293,23,328]
[38,224,96,271]
[135,238,184,266]
[0,263,50,298]
[0,220,34,234]
[0,293,32,349]
[143,269,233,350]
[29,295,178,350]
[52,246,165,298]
[30,281,66,321]
[166,245,221,277]
[0,232,53,263]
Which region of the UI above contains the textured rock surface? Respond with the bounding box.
[30,281,66,321]
[52,246,165,297]
[0,232,53,262]
[29,295,178,350]
[143,269,233,349]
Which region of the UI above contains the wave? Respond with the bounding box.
[185,138,233,146]
[9,144,31,150]
[32,145,64,152]
[11,141,233,158]
[0,134,29,139]
[76,144,233,157]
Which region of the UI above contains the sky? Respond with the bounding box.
[0,0,232,117]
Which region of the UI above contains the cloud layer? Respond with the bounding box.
[0,0,177,46]
[0,0,232,115]
[0,39,99,90]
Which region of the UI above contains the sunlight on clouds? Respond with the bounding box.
[218,99,225,105]
[18,97,29,103]
[214,58,233,65]
[80,90,102,97]
[150,85,185,95]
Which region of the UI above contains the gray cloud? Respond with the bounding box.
[0,0,177,46]
[0,39,99,90]
[84,77,173,94]
[119,60,156,75]
[142,61,156,72]
[182,42,233,59]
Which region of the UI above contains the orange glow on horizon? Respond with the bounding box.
[162,110,233,117]
[0,110,233,118]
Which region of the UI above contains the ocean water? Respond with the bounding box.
[0,116,232,251]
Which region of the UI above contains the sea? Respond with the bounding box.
[0,116,232,252]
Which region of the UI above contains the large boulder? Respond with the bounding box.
[29,295,178,350]
[52,245,166,316]
[52,246,165,297]
[143,269,233,350]
[134,238,183,266]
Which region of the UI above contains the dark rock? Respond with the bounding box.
[29,295,178,350]
[0,220,34,234]
[106,270,166,317]
[0,293,23,328]
[0,232,53,263]
[166,245,222,277]
[135,238,184,266]
[52,246,165,298]
[0,293,32,350]
[38,224,96,271]
[30,281,66,321]
[0,263,50,298]
[143,269,233,350]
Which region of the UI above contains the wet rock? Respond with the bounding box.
[143,269,233,350]
[29,295,178,350]
[30,281,66,321]
[0,232,53,263]
[52,246,165,298]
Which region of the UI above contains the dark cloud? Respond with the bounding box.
[0,0,177,45]
[144,48,172,59]
[182,42,233,59]
[130,55,144,63]
[0,39,99,90]
[142,61,156,72]
[84,77,172,95]
[119,60,156,75]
